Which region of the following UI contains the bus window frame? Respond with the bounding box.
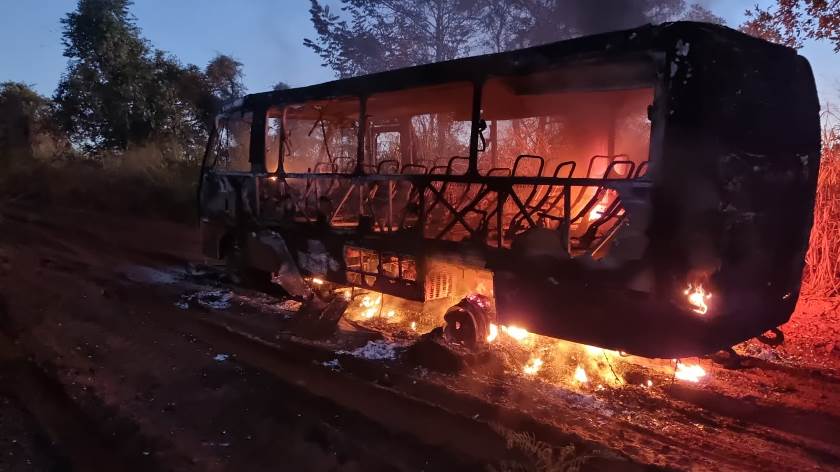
[250,53,664,181]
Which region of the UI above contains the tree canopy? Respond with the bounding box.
[206,55,246,103]
[742,0,840,51]
[304,0,724,78]
[53,0,246,157]
[0,82,60,161]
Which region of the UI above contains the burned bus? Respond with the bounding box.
[198,22,821,358]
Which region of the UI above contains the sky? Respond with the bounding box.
[1,0,838,106]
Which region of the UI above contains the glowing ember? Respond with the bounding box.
[474,282,491,296]
[385,309,396,318]
[523,357,543,375]
[310,277,325,285]
[675,362,706,382]
[410,321,417,331]
[646,379,653,387]
[359,295,381,319]
[502,325,529,341]
[574,365,589,383]
[486,323,499,342]
[684,284,711,315]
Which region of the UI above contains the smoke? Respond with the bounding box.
[553,0,721,38]
[565,0,653,36]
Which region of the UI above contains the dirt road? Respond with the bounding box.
[1,203,839,471]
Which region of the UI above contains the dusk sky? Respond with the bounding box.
[2,0,839,105]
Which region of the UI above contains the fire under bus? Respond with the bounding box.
[198,22,821,359]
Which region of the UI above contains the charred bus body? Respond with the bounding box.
[198,22,821,358]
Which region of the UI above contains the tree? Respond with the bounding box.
[481,0,530,52]
[0,82,62,161]
[147,51,218,159]
[55,0,155,150]
[54,0,242,158]
[305,0,726,78]
[510,0,724,47]
[205,54,246,103]
[304,0,484,77]
[681,3,725,24]
[742,1,840,51]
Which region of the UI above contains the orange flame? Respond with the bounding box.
[523,357,544,375]
[359,295,381,319]
[573,365,589,383]
[675,362,706,382]
[589,202,608,220]
[502,325,530,341]
[486,323,499,342]
[684,284,711,315]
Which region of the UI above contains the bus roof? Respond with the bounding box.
[239,21,794,111]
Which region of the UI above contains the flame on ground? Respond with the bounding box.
[501,325,529,341]
[675,362,706,382]
[343,289,711,389]
[574,365,589,383]
[523,357,544,375]
[486,323,499,342]
[359,295,381,319]
[335,288,353,300]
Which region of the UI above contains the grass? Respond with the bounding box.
[802,114,840,298]
[487,425,613,472]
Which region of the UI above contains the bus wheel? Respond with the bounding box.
[443,295,492,350]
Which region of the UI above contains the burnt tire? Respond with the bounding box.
[444,308,479,349]
[709,347,743,369]
[443,295,492,350]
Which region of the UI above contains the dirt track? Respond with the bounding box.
[1,203,839,471]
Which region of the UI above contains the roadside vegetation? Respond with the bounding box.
[803,110,840,297]
[0,0,245,220]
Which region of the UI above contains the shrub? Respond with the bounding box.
[0,141,200,221]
